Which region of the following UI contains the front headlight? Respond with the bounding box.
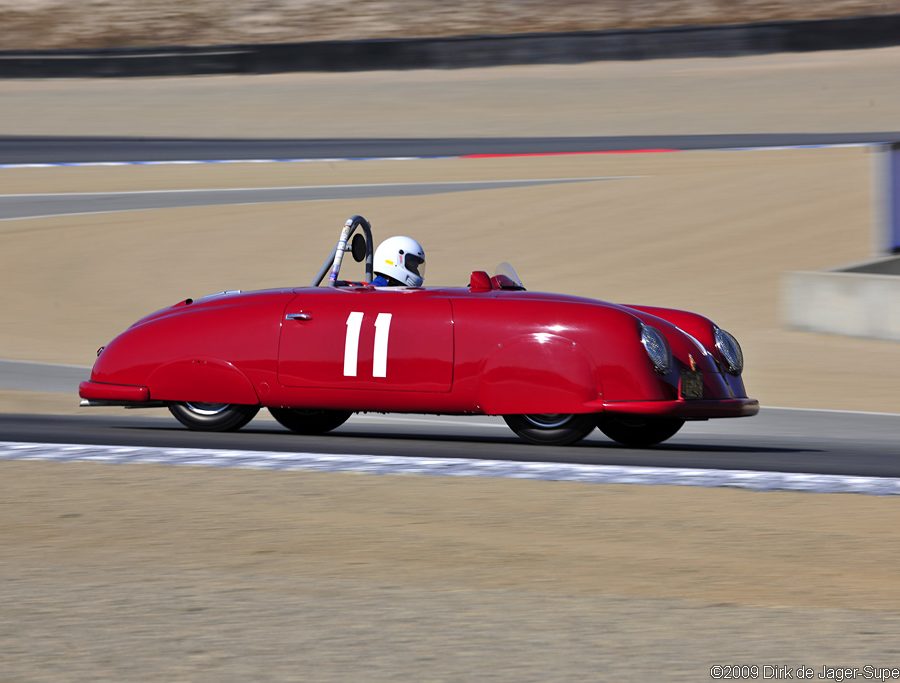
[714,327,744,375]
[640,323,671,375]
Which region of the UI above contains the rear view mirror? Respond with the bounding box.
[350,233,367,262]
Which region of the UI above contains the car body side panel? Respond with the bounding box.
[81,286,757,419]
[277,288,453,392]
[476,333,598,414]
[90,291,289,399]
[449,293,675,412]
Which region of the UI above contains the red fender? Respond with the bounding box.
[624,305,716,351]
[477,333,600,415]
[147,358,259,404]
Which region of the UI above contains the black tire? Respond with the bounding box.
[268,408,352,435]
[503,413,597,446]
[596,416,684,447]
[168,402,259,432]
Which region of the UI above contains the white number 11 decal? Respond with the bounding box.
[344,311,393,378]
[372,313,392,378]
[343,311,364,377]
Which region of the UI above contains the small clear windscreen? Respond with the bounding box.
[494,262,525,288]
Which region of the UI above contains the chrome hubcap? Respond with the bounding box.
[522,413,572,429]
[184,402,229,416]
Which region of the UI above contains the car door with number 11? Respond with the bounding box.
[277,289,454,392]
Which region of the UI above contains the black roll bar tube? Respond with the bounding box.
[310,214,374,286]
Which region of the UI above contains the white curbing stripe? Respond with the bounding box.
[1,440,898,495]
[715,143,874,152]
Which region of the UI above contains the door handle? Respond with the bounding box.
[285,312,312,321]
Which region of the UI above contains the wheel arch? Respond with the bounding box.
[147,357,260,404]
[476,333,600,415]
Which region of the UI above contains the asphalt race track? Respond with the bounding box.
[3,132,900,165]
[0,177,623,221]
[1,409,899,479]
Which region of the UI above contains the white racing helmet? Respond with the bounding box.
[373,235,426,287]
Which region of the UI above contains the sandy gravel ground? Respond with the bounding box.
[1,0,896,49]
[3,47,900,138]
[3,461,900,682]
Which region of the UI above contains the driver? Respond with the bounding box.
[372,236,426,287]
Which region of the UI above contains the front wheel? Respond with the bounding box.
[268,408,352,435]
[596,416,684,447]
[168,402,260,432]
[503,413,597,446]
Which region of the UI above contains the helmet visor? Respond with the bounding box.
[404,253,425,278]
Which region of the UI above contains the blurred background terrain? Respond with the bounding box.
[1,0,898,48]
[3,3,900,682]
[3,47,899,413]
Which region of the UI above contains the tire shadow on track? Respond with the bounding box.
[109,422,821,465]
[122,422,817,450]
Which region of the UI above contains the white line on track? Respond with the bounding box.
[1,440,899,496]
[717,143,873,152]
[0,156,433,170]
[764,406,900,418]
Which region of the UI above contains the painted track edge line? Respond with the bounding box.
[1,441,898,496]
[764,406,900,418]
[0,156,444,170]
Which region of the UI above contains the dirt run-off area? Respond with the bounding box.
[3,462,900,682]
[0,0,898,49]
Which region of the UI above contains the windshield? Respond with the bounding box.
[494,262,525,289]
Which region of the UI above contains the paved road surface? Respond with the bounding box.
[1,408,897,478]
[0,177,621,220]
[2,132,899,164]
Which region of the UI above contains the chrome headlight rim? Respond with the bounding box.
[714,326,744,375]
[640,323,671,375]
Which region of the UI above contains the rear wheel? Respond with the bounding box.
[596,416,684,447]
[168,402,259,432]
[268,408,352,435]
[503,413,597,446]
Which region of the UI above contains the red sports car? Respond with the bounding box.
[79,215,758,446]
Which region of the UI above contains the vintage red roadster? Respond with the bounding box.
[79,215,758,446]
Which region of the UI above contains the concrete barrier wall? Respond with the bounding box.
[783,270,900,341]
[889,142,900,253]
